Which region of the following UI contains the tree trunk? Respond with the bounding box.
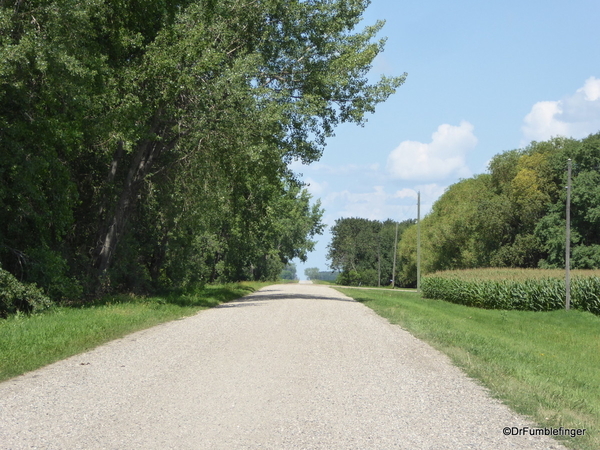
[94,137,163,278]
[149,231,170,283]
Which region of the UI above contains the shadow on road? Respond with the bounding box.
[215,289,355,308]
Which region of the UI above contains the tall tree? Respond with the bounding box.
[397,132,600,284]
[90,0,405,284]
[305,267,320,280]
[327,217,414,286]
[0,0,405,296]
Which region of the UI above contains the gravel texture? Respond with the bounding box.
[0,283,567,449]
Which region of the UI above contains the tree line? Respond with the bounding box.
[0,0,404,303]
[326,218,415,286]
[325,133,600,287]
[304,268,339,282]
[397,133,600,286]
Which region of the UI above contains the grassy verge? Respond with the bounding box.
[336,288,599,450]
[0,281,271,383]
[311,279,416,291]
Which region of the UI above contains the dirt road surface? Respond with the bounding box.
[0,283,566,449]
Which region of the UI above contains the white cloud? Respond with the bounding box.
[415,183,448,203]
[392,185,447,203]
[579,76,600,101]
[393,188,418,199]
[386,121,477,181]
[321,183,448,222]
[304,178,328,196]
[325,186,390,220]
[521,77,600,144]
[307,162,380,176]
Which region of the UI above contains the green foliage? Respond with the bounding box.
[24,246,83,301]
[398,133,600,282]
[317,271,340,282]
[305,268,339,282]
[328,217,414,286]
[0,266,53,317]
[336,269,358,286]
[489,234,544,268]
[398,176,513,287]
[280,263,297,280]
[304,267,320,280]
[0,0,402,307]
[572,245,600,269]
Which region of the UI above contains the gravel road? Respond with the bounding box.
[0,283,567,449]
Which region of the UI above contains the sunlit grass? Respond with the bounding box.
[0,282,269,382]
[337,288,600,450]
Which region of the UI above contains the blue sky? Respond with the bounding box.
[291,0,600,279]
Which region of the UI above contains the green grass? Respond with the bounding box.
[277,279,299,284]
[336,288,600,450]
[0,282,271,382]
[312,278,416,290]
[342,284,417,291]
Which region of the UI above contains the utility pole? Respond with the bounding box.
[377,232,381,287]
[391,222,398,288]
[378,253,381,287]
[566,159,572,311]
[417,191,421,292]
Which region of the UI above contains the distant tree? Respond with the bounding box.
[327,217,414,286]
[280,263,297,280]
[317,271,340,282]
[304,267,320,280]
[397,176,497,286]
[535,134,600,268]
[327,218,380,274]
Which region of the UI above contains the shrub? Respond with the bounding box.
[25,246,83,301]
[0,267,53,317]
[337,270,360,286]
[359,269,379,286]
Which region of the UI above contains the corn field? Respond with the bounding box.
[421,269,600,315]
